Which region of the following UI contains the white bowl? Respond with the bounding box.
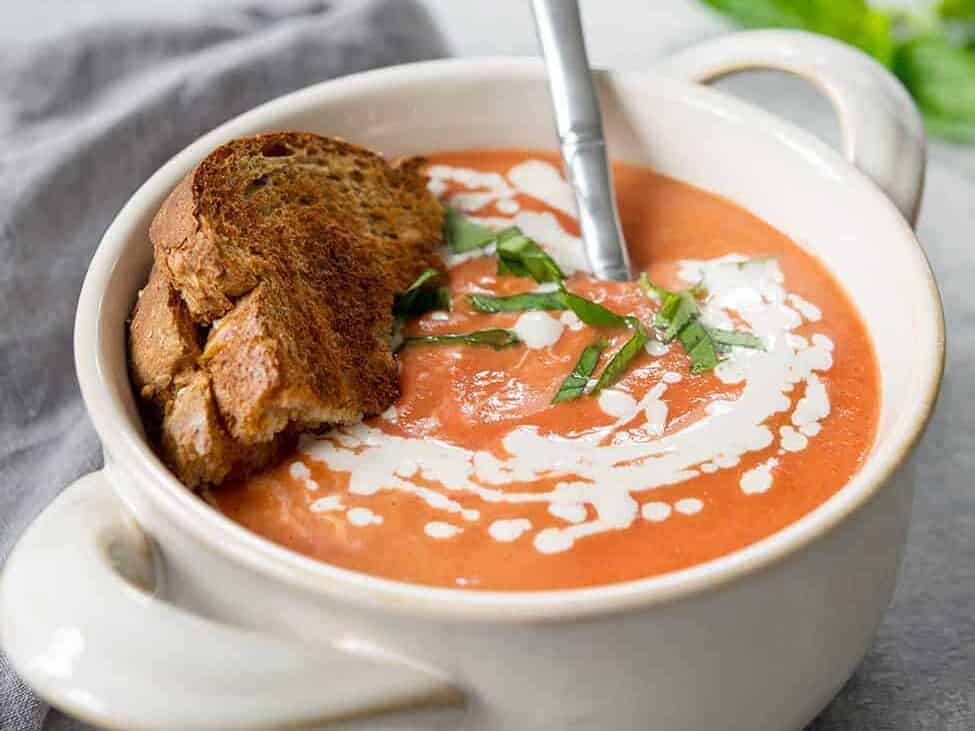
[0,30,944,731]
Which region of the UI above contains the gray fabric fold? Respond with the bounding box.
[0,1,446,728]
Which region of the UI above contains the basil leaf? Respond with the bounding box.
[700,0,895,66]
[400,329,520,351]
[638,270,763,373]
[496,232,564,283]
[467,291,567,313]
[559,288,630,328]
[678,321,720,374]
[939,0,975,38]
[405,268,439,289]
[644,275,683,331]
[894,35,975,142]
[940,0,975,19]
[552,338,609,404]
[661,292,700,343]
[592,324,650,393]
[699,0,805,28]
[444,208,497,253]
[707,328,764,351]
[469,285,629,328]
[652,292,679,329]
[394,268,450,320]
[638,273,669,300]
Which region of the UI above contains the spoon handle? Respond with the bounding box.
[531,0,632,281]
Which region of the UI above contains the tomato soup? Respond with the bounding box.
[209,149,879,591]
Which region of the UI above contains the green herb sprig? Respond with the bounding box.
[466,291,567,313]
[558,287,630,328]
[444,209,565,282]
[444,208,498,253]
[466,285,630,330]
[639,273,763,373]
[495,229,565,283]
[394,268,450,320]
[400,329,521,351]
[552,339,609,403]
[592,319,651,393]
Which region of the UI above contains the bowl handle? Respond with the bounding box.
[654,29,926,226]
[0,471,462,729]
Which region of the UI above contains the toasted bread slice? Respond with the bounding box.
[152,133,443,322]
[130,132,444,487]
[201,255,397,445]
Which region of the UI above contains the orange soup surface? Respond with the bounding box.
[210,149,879,591]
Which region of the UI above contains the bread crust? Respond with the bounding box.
[129,132,444,487]
[129,262,200,401]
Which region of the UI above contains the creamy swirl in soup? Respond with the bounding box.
[209,149,879,591]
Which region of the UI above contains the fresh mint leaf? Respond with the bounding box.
[592,323,650,393]
[552,338,609,403]
[444,208,497,253]
[400,329,521,351]
[467,291,567,313]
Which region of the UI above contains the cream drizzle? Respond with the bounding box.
[740,459,777,495]
[293,160,838,555]
[424,522,463,539]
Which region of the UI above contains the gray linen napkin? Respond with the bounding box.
[0,1,446,728]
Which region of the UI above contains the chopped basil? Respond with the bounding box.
[559,287,629,328]
[400,328,520,351]
[660,292,699,343]
[708,328,764,351]
[467,285,629,331]
[677,320,720,374]
[650,285,682,330]
[639,272,763,374]
[444,208,497,253]
[393,268,450,320]
[466,291,567,314]
[444,209,562,283]
[638,272,669,301]
[496,231,564,283]
[592,323,650,393]
[552,339,608,404]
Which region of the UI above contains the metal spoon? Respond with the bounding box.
[531,0,632,281]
